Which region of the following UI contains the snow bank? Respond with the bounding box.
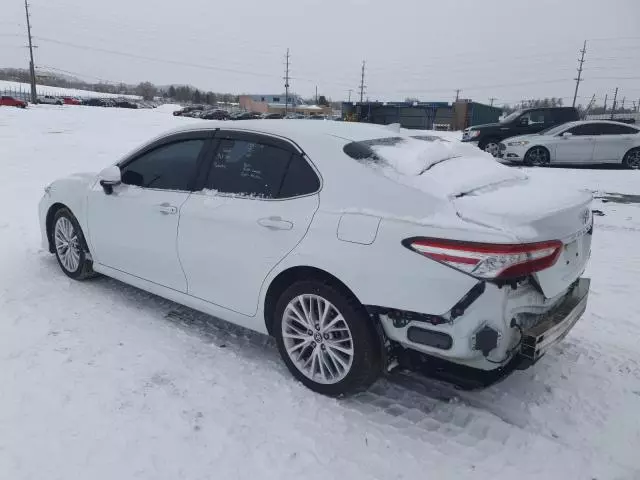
[0,79,141,99]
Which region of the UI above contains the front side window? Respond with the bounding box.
[567,124,598,136]
[205,139,291,198]
[521,110,546,125]
[120,139,205,191]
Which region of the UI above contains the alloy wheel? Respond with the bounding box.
[626,150,640,169]
[527,147,549,166]
[54,216,81,272]
[281,294,354,385]
[484,142,500,157]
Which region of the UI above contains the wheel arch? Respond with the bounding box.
[45,202,70,253]
[263,265,362,335]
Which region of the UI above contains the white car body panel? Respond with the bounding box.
[87,183,191,292]
[39,120,594,371]
[178,191,320,316]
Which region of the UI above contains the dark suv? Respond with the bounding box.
[462,107,579,156]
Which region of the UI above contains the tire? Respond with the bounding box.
[51,208,96,280]
[524,146,550,167]
[273,280,382,396]
[479,138,501,157]
[623,147,640,170]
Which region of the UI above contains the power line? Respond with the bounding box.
[572,40,586,107]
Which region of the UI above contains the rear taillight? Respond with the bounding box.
[403,237,563,280]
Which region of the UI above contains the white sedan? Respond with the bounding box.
[499,120,640,168]
[39,121,592,395]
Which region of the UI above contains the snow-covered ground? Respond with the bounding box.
[0,79,140,100]
[1,105,639,480]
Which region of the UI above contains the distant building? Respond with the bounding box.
[239,94,331,116]
[341,100,501,130]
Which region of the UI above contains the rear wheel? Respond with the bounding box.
[274,280,382,396]
[51,208,96,280]
[524,146,550,167]
[623,147,640,170]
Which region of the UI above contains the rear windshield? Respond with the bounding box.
[343,135,459,176]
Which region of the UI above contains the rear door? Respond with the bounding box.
[178,131,321,316]
[592,123,639,163]
[554,123,597,164]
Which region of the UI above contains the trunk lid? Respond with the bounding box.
[453,180,593,298]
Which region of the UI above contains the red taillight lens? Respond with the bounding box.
[403,237,563,280]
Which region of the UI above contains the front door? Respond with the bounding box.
[87,136,208,292]
[178,131,321,316]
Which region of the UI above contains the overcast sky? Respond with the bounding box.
[1,0,639,106]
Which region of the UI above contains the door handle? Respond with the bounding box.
[257,216,293,230]
[156,203,178,215]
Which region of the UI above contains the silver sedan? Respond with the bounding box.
[499,120,640,168]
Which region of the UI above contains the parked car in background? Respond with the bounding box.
[230,111,262,120]
[462,107,580,157]
[499,120,640,169]
[62,97,81,105]
[201,109,230,120]
[262,112,284,119]
[285,113,305,119]
[173,105,205,117]
[38,95,63,105]
[39,121,592,396]
[0,95,27,108]
[114,100,139,109]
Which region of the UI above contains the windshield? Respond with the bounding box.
[499,111,522,123]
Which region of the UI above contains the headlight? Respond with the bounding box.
[468,130,480,139]
[507,140,530,146]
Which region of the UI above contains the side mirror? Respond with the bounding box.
[98,165,121,195]
[561,131,573,138]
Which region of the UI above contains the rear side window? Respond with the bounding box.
[278,154,320,198]
[599,123,639,135]
[567,124,599,136]
[205,139,291,198]
[120,139,205,190]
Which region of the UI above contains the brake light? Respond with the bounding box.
[403,238,563,280]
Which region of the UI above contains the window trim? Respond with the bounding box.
[117,131,214,192]
[193,129,322,201]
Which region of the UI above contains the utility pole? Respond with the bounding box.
[621,97,625,111]
[348,89,353,102]
[584,94,596,116]
[283,48,290,116]
[603,93,608,113]
[455,89,461,102]
[358,61,366,104]
[633,101,637,113]
[315,85,318,104]
[24,0,37,103]
[489,97,496,106]
[572,40,587,108]
[610,87,618,120]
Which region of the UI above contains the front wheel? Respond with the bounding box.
[274,280,382,396]
[623,148,640,170]
[480,138,501,157]
[51,208,96,280]
[524,146,550,167]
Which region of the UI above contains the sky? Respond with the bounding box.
[1,0,639,107]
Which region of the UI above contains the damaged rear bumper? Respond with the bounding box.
[518,277,590,366]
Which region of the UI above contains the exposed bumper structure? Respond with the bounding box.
[519,277,590,363]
